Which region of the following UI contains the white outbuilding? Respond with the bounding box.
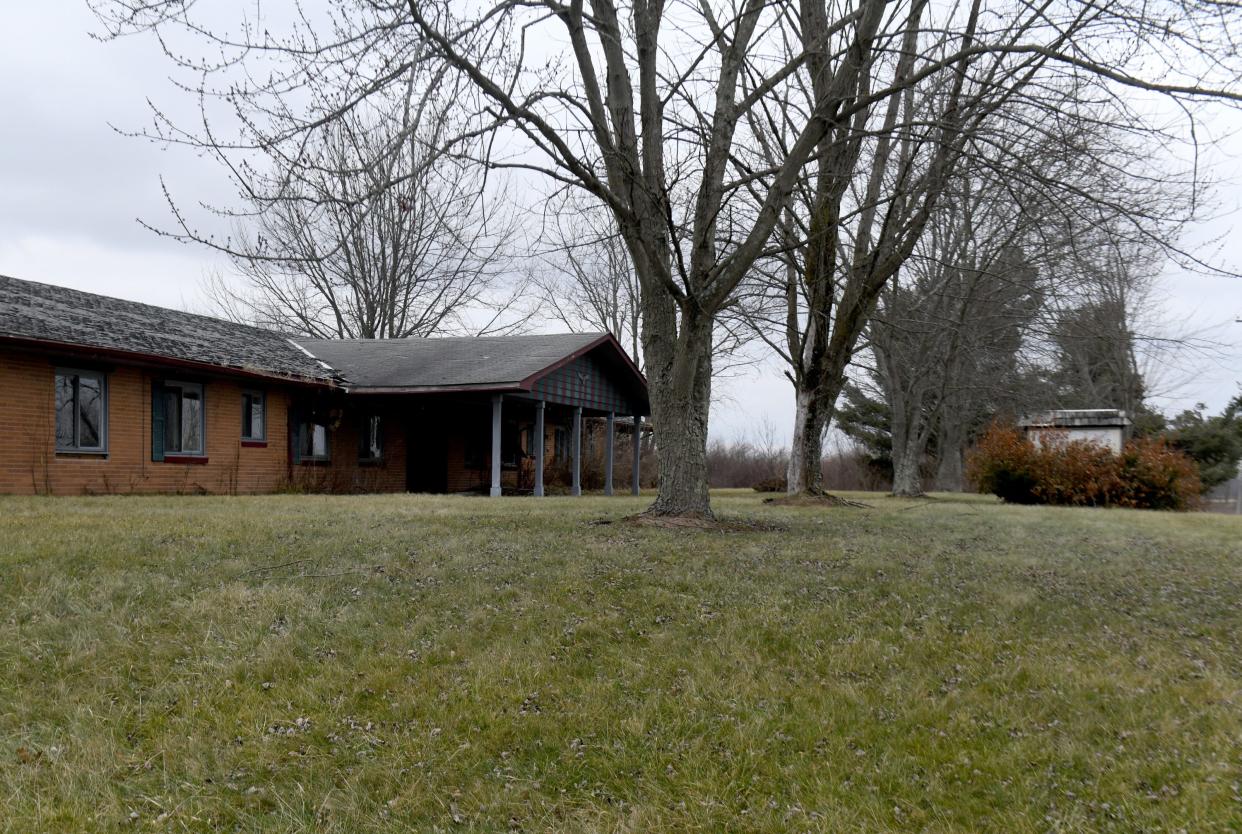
[1017,409,1131,453]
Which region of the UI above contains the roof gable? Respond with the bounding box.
[527,348,645,414]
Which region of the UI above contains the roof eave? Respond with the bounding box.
[345,382,527,395]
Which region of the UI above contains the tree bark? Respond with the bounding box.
[788,388,827,494]
[935,415,965,491]
[643,312,714,518]
[935,445,964,492]
[891,438,925,497]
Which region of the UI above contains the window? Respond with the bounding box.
[55,369,107,453]
[161,381,206,456]
[241,390,265,441]
[359,415,382,462]
[297,421,330,462]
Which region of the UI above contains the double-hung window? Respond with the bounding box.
[241,390,266,442]
[160,381,206,457]
[55,368,107,453]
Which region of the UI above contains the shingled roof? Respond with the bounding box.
[0,276,648,406]
[297,333,645,394]
[0,274,338,383]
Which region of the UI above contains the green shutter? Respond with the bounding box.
[151,381,165,461]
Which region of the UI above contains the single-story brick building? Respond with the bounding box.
[0,275,649,496]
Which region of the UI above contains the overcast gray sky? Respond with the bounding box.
[2,2,1240,443]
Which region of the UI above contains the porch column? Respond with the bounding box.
[631,414,642,496]
[571,406,583,496]
[604,412,615,496]
[490,394,503,497]
[534,400,546,497]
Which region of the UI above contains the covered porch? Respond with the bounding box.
[481,393,645,497]
[306,332,651,496]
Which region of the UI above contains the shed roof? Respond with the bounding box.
[1018,409,1131,429]
[0,274,338,383]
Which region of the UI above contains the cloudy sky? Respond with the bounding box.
[2,3,1240,443]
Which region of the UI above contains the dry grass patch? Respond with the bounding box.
[0,490,1240,832]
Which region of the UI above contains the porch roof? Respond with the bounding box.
[297,332,649,414]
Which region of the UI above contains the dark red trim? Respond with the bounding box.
[240,440,268,448]
[0,335,337,389]
[162,455,209,465]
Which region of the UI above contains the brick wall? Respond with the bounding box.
[0,345,635,496]
[0,345,308,495]
[286,399,407,494]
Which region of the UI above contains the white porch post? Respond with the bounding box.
[631,414,642,496]
[571,406,583,497]
[604,412,615,496]
[490,394,503,497]
[534,400,546,497]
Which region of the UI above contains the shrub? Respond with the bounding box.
[966,426,1041,504]
[752,476,788,493]
[1115,437,1202,510]
[967,425,1200,511]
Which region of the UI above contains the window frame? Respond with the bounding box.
[358,414,383,464]
[296,420,331,463]
[241,389,267,445]
[54,367,108,455]
[162,380,207,458]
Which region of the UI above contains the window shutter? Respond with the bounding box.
[150,381,165,462]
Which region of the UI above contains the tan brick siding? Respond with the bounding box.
[0,345,303,495]
[0,345,640,496]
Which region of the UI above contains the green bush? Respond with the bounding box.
[967,425,1200,510]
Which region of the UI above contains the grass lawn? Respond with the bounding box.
[2,491,1241,832]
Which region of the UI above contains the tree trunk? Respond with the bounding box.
[888,400,927,497]
[786,347,855,495]
[642,313,714,518]
[935,414,965,492]
[891,444,924,497]
[787,388,827,494]
[935,445,964,492]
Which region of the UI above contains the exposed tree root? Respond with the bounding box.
[615,512,784,532]
[764,492,872,509]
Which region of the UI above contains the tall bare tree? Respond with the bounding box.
[206,97,524,339]
[533,210,644,368]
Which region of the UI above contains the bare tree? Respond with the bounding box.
[533,206,757,378]
[206,100,524,339]
[92,0,1242,518]
[533,209,644,367]
[94,0,905,518]
[739,6,1239,497]
[870,209,1044,496]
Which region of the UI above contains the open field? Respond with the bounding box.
[2,491,1241,832]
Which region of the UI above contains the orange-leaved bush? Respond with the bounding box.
[966,425,1200,510]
